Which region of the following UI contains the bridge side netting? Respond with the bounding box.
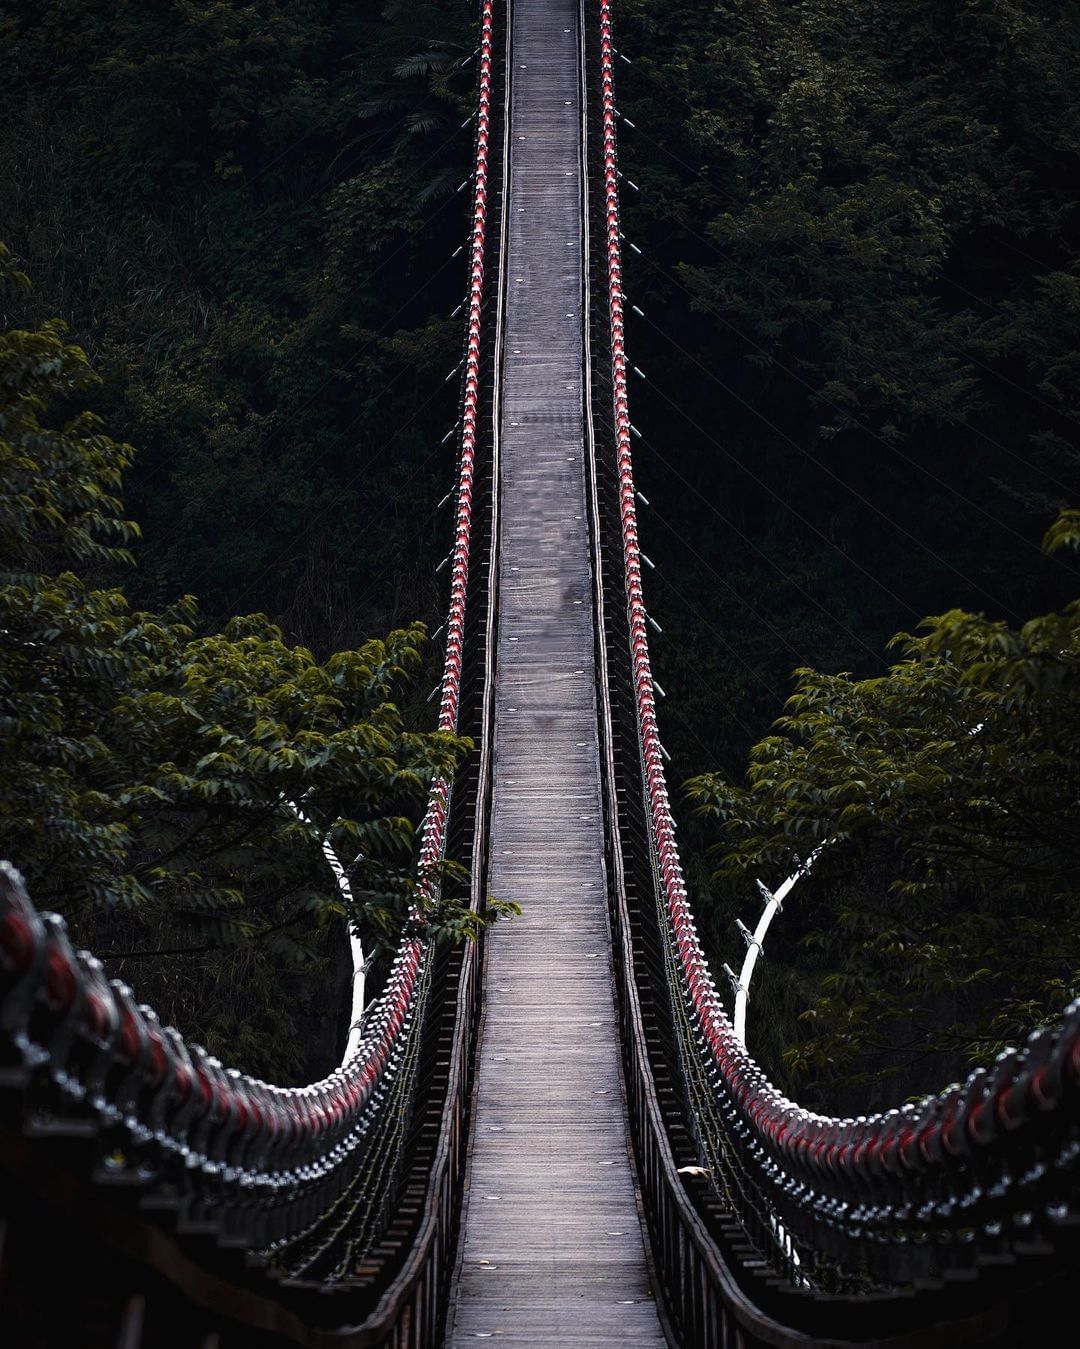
[597,0,1080,1287]
[0,0,497,1264]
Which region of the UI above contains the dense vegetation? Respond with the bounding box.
[1,0,476,648]
[0,244,483,1080]
[1,1,481,1080]
[2,0,1079,1104]
[616,0,1080,765]
[615,0,1080,1103]
[690,512,1080,1100]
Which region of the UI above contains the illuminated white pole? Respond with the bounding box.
[731,844,826,1045]
[288,799,368,1064]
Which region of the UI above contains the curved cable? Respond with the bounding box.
[598,0,1080,1270]
[0,0,498,1247]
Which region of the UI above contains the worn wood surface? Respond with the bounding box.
[445,0,666,1343]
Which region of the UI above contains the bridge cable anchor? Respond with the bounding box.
[756,878,782,912]
[736,918,763,954]
[722,962,746,1001]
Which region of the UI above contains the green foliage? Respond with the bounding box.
[611,1,1080,1104]
[623,0,1080,434]
[0,245,137,573]
[613,0,1080,803]
[1044,508,1080,555]
[0,1,476,646]
[0,267,477,1077]
[689,513,1080,1097]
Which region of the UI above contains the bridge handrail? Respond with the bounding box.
[0,0,496,1253]
[598,0,1080,1258]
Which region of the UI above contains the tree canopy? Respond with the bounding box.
[690,515,1080,1099]
[611,0,1080,1104]
[0,247,475,1078]
[616,0,1080,787]
[1,1,477,649]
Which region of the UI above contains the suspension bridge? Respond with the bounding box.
[2,2,1079,1344]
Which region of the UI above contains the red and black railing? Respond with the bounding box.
[590,0,1080,1339]
[0,2,504,1344]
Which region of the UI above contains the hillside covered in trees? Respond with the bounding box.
[2,0,1079,1107]
[1,1,482,1079]
[616,0,1080,1105]
[2,0,475,648]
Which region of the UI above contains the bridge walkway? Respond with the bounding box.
[445,0,667,1343]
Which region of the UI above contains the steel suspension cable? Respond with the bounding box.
[0,0,499,1275]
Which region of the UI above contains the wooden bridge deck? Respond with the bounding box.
[446,1,667,1343]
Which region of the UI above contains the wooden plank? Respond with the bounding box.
[445,0,667,1342]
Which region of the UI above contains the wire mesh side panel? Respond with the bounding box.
[0,4,507,1344]
[585,0,1080,1343]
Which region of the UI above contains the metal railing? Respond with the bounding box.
[0,2,506,1343]
[588,0,1080,1340]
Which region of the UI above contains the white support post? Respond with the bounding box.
[733,843,826,1045]
[288,799,368,1065]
